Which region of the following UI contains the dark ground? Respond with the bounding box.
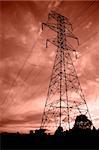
[1,128,99,150]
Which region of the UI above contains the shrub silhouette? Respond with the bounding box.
[1,115,99,149]
[54,126,63,135]
[73,114,92,129]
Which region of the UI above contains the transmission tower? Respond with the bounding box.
[41,11,92,132]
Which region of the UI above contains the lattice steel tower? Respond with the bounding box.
[41,11,91,131]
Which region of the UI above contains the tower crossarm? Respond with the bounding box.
[42,23,58,32]
[48,11,72,28]
[42,23,79,44]
[46,38,78,51]
[66,32,79,45]
[46,38,57,48]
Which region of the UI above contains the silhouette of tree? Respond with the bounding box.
[73,114,92,129]
[35,128,46,136]
[54,126,63,135]
[29,130,34,134]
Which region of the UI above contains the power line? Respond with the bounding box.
[2,1,97,105]
[2,28,42,105]
[73,1,96,30]
[2,3,51,105]
[71,1,96,24]
[13,1,97,102]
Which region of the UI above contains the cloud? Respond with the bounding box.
[0,112,41,133]
[0,1,99,133]
[0,112,41,127]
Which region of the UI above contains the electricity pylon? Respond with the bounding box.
[41,11,92,131]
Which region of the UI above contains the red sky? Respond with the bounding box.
[0,0,99,133]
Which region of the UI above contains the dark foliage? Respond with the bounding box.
[73,114,93,129]
[1,127,99,149]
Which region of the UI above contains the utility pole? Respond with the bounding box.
[41,11,92,132]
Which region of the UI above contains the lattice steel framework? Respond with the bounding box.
[40,11,92,131]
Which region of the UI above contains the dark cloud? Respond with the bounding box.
[0,112,41,128]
